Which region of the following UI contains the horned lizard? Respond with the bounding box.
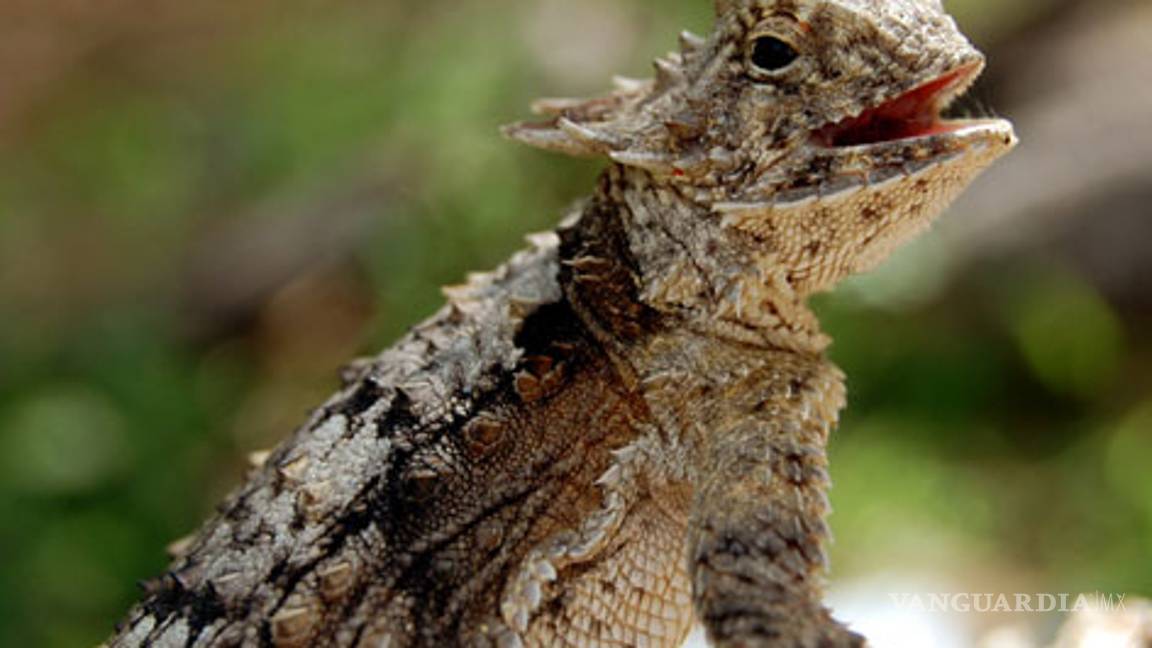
[110,0,1015,646]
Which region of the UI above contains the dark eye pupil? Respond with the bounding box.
[750,36,798,72]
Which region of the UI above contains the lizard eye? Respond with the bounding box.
[748,36,799,75]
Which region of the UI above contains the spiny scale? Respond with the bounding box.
[110,1,1012,646]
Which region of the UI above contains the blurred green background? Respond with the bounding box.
[0,0,1148,646]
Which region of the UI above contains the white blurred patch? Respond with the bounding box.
[678,577,971,648]
[828,577,973,648]
[1051,599,1152,648]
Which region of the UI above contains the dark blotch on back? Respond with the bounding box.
[333,380,384,418]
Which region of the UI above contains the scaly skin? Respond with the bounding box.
[109,1,1015,646]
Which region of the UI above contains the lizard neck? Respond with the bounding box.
[559,164,831,356]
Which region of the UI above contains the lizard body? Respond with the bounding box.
[110,0,1015,646]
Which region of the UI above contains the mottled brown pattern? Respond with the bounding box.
[109,1,1014,646]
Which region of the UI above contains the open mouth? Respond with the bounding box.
[814,63,981,148]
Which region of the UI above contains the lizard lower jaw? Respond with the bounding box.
[813,63,984,148]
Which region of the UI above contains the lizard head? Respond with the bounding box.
[506,0,1016,299]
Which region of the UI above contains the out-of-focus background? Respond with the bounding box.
[0,0,1148,645]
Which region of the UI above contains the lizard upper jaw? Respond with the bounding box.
[813,62,984,148]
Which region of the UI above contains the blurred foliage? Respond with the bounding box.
[0,0,1148,646]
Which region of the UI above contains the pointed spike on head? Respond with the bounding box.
[502,120,605,158]
[609,150,677,175]
[612,76,650,93]
[530,97,588,117]
[556,117,621,151]
[653,57,685,92]
[679,30,706,53]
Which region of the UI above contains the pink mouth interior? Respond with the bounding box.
[814,66,975,147]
